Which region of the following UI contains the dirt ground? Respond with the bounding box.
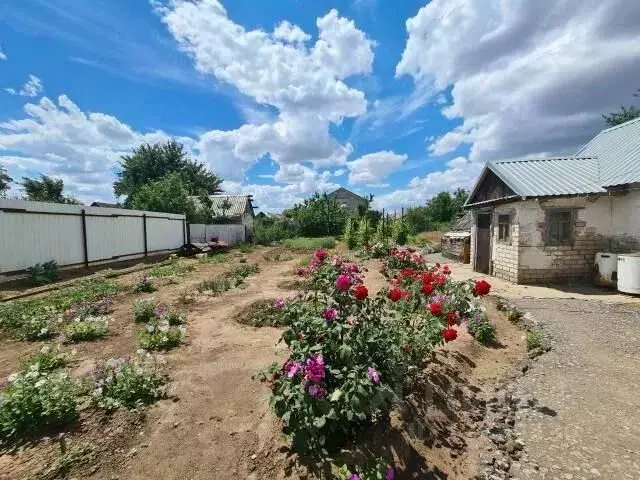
[0,247,529,480]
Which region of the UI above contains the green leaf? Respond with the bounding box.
[329,389,343,402]
[326,408,338,420]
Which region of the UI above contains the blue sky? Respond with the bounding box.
[1,0,639,212]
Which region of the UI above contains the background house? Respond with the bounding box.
[327,187,369,214]
[465,117,640,284]
[207,194,255,236]
[441,211,471,263]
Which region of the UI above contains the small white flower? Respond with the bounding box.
[7,373,18,383]
[146,325,155,333]
[158,324,169,333]
[136,348,145,355]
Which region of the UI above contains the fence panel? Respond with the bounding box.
[189,224,245,245]
[0,199,186,275]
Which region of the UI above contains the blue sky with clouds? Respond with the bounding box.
[1,0,639,212]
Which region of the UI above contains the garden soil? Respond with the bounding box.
[0,249,527,480]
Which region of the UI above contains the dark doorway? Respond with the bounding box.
[475,213,491,274]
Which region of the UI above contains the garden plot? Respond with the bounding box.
[0,245,527,480]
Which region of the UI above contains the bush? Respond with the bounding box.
[89,353,168,410]
[254,216,294,245]
[133,276,156,293]
[284,237,336,250]
[507,306,522,322]
[0,367,78,443]
[526,330,542,351]
[344,217,358,250]
[162,309,186,326]
[238,242,254,253]
[138,321,185,350]
[61,316,109,343]
[133,299,157,323]
[467,315,497,344]
[21,345,67,372]
[288,193,347,237]
[27,260,60,286]
[356,218,372,247]
[231,263,260,279]
[392,220,408,246]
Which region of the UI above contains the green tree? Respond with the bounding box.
[21,175,81,204]
[0,165,12,198]
[289,193,347,237]
[343,217,358,250]
[115,140,222,206]
[603,89,640,127]
[129,173,197,220]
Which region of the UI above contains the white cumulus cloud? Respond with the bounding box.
[5,75,44,98]
[0,46,6,61]
[347,151,407,185]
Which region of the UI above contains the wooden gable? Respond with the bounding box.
[468,169,516,205]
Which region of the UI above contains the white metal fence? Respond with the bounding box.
[0,199,187,275]
[189,224,246,245]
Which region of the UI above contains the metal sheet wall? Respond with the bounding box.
[0,199,186,274]
[189,224,246,245]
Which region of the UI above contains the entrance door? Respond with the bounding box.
[475,213,491,274]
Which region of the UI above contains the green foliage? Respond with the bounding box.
[507,306,522,323]
[133,299,157,323]
[198,253,228,264]
[230,263,260,278]
[356,217,371,247]
[254,215,294,244]
[21,175,81,204]
[115,140,222,206]
[61,316,109,343]
[374,219,386,245]
[0,280,121,341]
[128,173,198,220]
[240,299,315,327]
[403,189,468,234]
[0,164,12,198]
[0,366,78,443]
[138,322,185,350]
[284,237,336,250]
[197,276,235,294]
[466,315,497,344]
[343,217,358,250]
[288,193,347,237]
[89,353,168,410]
[603,89,640,126]
[27,260,60,286]
[148,260,195,278]
[133,276,156,293]
[526,330,542,351]
[392,219,408,246]
[237,242,254,253]
[21,345,67,373]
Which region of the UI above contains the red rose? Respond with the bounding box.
[402,344,410,353]
[442,327,458,342]
[443,265,451,275]
[446,311,458,326]
[353,284,368,301]
[474,279,491,296]
[421,282,434,296]
[388,288,403,302]
[435,262,441,269]
[435,275,446,286]
[428,302,443,316]
[421,272,433,284]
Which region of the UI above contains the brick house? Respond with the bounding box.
[327,187,369,214]
[465,117,640,284]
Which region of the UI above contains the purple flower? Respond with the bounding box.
[154,305,169,318]
[322,307,338,322]
[305,354,325,383]
[348,474,361,480]
[284,360,303,378]
[386,466,395,480]
[335,274,352,292]
[274,298,286,309]
[308,384,326,400]
[367,366,380,384]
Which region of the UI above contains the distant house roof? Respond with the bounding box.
[466,117,640,206]
[90,202,121,208]
[207,195,254,217]
[450,211,472,231]
[327,187,368,203]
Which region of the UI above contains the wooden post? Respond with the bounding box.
[142,214,148,257]
[81,209,89,269]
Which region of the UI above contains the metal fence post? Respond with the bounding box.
[81,209,89,268]
[142,214,148,257]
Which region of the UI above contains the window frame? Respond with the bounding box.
[545,208,574,246]
[497,214,511,242]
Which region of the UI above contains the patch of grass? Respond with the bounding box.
[147,260,195,278]
[197,276,236,294]
[230,263,260,278]
[237,242,255,254]
[0,280,122,341]
[38,442,95,480]
[526,330,542,351]
[263,249,294,262]
[284,237,336,250]
[198,253,228,264]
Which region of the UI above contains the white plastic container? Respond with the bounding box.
[617,253,640,294]
[594,252,618,288]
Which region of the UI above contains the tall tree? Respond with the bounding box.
[603,89,640,127]
[128,173,197,220]
[0,165,12,198]
[21,175,81,204]
[115,140,222,206]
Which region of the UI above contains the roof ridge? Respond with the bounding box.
[492,156,597,164]
[599,115,640,134]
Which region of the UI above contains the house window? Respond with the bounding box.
[546,209,574,245]
[497,214,510,242]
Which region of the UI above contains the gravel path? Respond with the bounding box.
[508,299,640,480]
